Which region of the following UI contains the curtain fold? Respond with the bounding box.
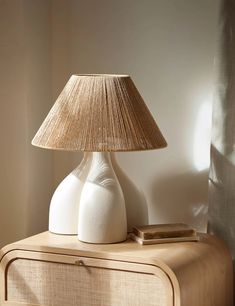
[209,0,235,262]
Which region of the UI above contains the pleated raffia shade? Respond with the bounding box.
[32,74,167,151]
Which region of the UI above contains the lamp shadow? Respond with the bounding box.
[149,169,209,231]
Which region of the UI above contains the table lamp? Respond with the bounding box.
[32,74,167,243]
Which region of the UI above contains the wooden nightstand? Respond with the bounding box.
[0,232,233,306]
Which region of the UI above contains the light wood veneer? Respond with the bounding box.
[0,232,233,306]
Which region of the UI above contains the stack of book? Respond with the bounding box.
[130,223,199,245]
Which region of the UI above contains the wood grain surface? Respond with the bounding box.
[0,232,233,306]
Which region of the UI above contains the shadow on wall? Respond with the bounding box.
[150,169,209,231]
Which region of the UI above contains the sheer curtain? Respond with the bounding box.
[209,0,235,263]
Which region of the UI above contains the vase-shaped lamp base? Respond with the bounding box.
[78,152,127,243]
[49,153,91,235]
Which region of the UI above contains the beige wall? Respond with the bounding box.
[0,0,28,247]
[0,0,53,248]
[0,0,219,247]
[23,0,53,236]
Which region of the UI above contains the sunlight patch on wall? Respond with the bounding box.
[193,102,212,171]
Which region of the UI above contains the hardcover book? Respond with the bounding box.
[133,223,196,239]
[130,233,199,245]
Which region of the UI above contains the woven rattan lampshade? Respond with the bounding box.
[32,74,167,151]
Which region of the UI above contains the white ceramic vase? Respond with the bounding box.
[49,151,148,240]
[78,152,127,243]
[49,153,91,234]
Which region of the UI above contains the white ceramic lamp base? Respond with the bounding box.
[78,152,127,243]
[49,153,90,234]
[48,152,148,242]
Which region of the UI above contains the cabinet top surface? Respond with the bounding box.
[0,231,229,268]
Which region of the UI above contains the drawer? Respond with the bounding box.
[0,250,173,306]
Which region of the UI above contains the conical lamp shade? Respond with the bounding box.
[32,74,167,151]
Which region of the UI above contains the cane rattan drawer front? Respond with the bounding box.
[3,251,173,306]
